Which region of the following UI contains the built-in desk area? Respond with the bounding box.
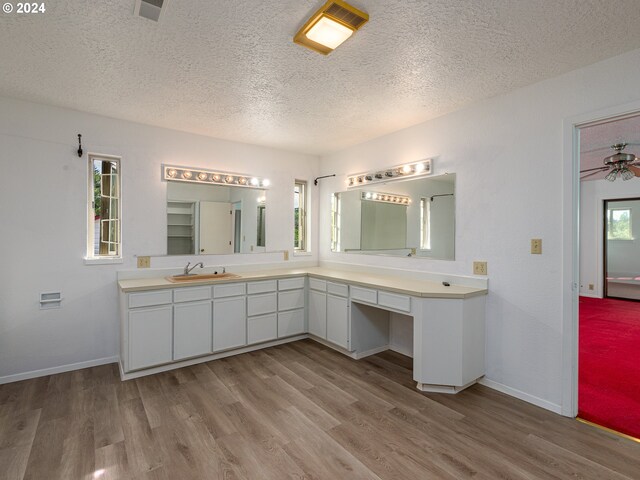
[118,266,488,393]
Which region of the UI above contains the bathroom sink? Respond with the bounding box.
[166,272,241,283]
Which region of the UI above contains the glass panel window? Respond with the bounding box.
[89,155,121,257]
[607,208,633,240]
[420,197,431,250]
[294,180,307,251]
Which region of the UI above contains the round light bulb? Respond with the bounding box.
[366,192,372,199]
[238,177,247,185]
[197,172,208,181]
[182,171,193,179]
[262,179,271,187]
[250,178,259,186]
[212,174,221,181]
[415,163,425,172]
[402,165,412,174]
[225,175,234,183]
[167,169,177,178]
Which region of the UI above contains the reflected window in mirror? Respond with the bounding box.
[420,198,431,251]
[294,180,308,251]
[257,203,266,247]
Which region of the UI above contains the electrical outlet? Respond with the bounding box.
[589,284,594,291]
[137,256,150,268]
[473,261,487,275]
[531,238,542,254]
[283,250,289,261]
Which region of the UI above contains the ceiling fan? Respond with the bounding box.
[580,143,640,181]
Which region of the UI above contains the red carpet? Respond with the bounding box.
[579,296,640,439]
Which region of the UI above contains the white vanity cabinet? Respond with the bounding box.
[126,290,174,371]
[173,286,213,360]
[246,281,278,345]
[308,278,350,350]
[277,277,305,337]
[212,283,246,352]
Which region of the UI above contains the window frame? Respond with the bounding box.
[294,180,308,252]
[86,153,122,262]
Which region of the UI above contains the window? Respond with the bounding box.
[88,155,121,258]
[420,197,431,250]
[607,208,633,240]
[294,180,307,251]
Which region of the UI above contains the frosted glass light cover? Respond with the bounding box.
[306,16,353,49]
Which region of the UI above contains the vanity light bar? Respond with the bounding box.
[347,159,432,188]
[163,165,270,189]
[361,191,411,205]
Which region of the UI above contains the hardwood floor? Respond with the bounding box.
[1,339,638,480]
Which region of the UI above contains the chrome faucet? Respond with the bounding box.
[183,261,204,275]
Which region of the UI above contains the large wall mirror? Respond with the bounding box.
[167,181,266,255]
[331,174,455,260]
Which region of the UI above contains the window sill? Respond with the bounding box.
[84,257,123,265]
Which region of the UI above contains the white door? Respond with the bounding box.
[129,305,173,370]
[308,290,327,339]
[173,300,212,360]
[199,201,233,254]
[213,296,247,351]
[327,294,349,349]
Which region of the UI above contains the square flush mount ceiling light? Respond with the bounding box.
[294,0,369,55]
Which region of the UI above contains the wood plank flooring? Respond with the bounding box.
[1,339,638,480]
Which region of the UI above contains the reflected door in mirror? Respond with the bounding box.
[199,201,233,254]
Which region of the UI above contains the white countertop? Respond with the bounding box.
[118,267,487,299]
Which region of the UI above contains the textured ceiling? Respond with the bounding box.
[2,0,640,154]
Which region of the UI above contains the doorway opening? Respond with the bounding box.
[577,113,640,440]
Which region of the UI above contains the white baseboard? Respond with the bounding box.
[388,343,413,358]
[351,344,390,359]
[578,293,602,299]
[0,356,119,385]
[478,377,562,414]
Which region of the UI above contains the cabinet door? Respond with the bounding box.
[173,300,212,360]
[213,296,247,352]
[129,305,173,371]
[308,290,327,339]
[327,294,349,350]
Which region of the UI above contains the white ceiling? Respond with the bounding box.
[2,0,640,155]
[580,115,640,181]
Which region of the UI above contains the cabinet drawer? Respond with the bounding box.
[278,277,305,291]
[378,291,411,313]
[247,313,277,345]
[128,290,172,309]
[173,286,211,303]
[327,282,348,298]
[213,282,246,298]
[350,286,377,304]
[247,292,277,316]
[278,309,305,337]
[247,280,277,294]
[278,289,305,311]
[309,278,327,292]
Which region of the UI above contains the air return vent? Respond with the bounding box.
[134,0,168,22]
[294,0,369,55]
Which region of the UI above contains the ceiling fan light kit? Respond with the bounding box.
[580,142,640,181]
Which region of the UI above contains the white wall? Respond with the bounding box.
[319,48,640,411]
[580,179,640,297]
[0,96,319,382]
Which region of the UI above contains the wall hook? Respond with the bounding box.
[77,134,83,158]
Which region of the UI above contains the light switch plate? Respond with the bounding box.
[531,238,542,254]
[473,261,487,275]
[283,250,289,261]
[137,256,151,268]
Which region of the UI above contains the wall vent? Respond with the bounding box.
[134,0,168,22]
[40,292,62,310]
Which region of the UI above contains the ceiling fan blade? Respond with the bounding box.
[579,166,609,173]
[628,165,640,176]
[580,170,606,180]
